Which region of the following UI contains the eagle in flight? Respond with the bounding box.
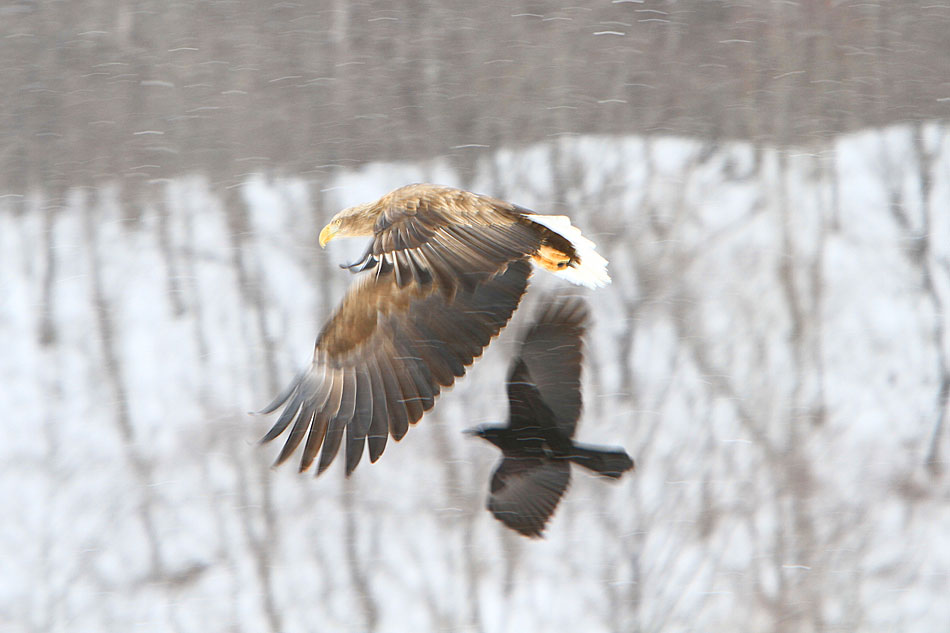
[256,183,610,476]
[467,296,634,537]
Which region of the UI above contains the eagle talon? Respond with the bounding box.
[341,255,377,273]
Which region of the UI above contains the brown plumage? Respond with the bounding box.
[320,184,610,293]
[257,184,610,477]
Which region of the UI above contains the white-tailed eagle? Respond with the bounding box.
[257,184,610,476]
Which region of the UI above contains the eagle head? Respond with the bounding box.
[319,202,379,248]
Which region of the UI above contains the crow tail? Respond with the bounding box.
[567,443,635,479]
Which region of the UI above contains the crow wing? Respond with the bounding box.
[487,456,571,538]
[506,296,587,437]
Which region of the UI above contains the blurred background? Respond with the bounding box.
[2,1,949,631]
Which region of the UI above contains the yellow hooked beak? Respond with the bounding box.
[318,223,337,248]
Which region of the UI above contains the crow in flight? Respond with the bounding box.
[468,296,634,537]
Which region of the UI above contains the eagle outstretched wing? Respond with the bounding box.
[258,259,531,476]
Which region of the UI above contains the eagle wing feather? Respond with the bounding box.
[260,259,532,476]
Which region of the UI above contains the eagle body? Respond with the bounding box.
[257,184,610,478]
[321,184,610,291]
[469,296,634,537]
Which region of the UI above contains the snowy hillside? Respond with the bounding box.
[2,123,949,632]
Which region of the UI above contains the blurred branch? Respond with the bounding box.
[880,124,950,475]
[81,190,166,577]
[223,185,284,633]
[154,183,186,318]
[912,124,950,476]
[343,476,380,633]
[37,192,63,346]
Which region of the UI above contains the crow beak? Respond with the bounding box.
[318,223,337,248]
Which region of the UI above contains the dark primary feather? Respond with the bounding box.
[259,259,532,476]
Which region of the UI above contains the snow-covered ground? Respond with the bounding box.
[2,123,949,632]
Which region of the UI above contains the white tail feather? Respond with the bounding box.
[526,214,611,288]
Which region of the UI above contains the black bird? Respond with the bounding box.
[467,296,634,537]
